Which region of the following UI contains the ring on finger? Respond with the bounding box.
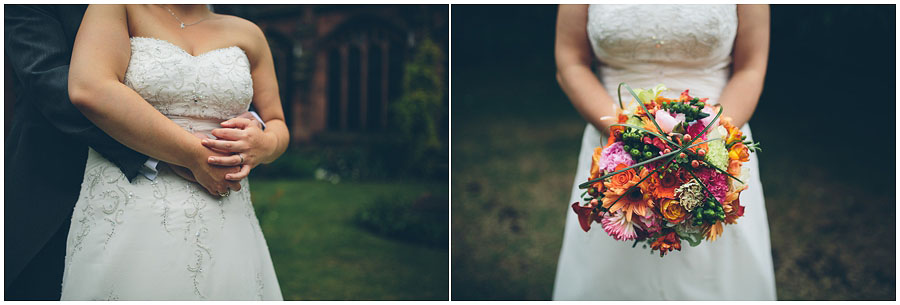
[238,153,245,165]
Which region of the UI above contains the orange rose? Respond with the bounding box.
[660,199,688,224]
[638,167,655,195]
[729,142,750,162]
[727,159,742,177]
[604,163,638,195]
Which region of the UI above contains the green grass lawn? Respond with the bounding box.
[249,179,448,300]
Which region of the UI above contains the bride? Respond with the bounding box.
[553,5,776,300]
[62,4,287,300]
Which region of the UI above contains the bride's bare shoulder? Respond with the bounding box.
[211,14,269,63]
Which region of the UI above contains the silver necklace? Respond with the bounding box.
[162,5,210,29]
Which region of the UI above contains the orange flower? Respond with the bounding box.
[589,146,605,180]
[644,100,660,115]
[638,167,656,195]
[723,198,745,225]
[703,222,724,241]
[650,231,682,257]
[723,183,747,206]
[572,199,601,232]
[687,142,709,155]
[720,118,743,145]
[729,142,750,162]
[604,164,638,195]
[601,187,653,223]
[653,170,683,199]
[607,114,629,146]
[602,165,655,222]
[727,159,742,177]
[641,116,661,135]
[660,199,688,224]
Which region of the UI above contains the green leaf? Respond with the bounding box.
[624,84,667,139]
[677,230,703,247]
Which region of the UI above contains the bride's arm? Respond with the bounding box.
[68,4,239,195]
[555,4,618,135]
[200,18,290,180]
[717,4,770,129]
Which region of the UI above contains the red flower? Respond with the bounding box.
[650,231,682,257]
[571,199,600,232]
[651,137,669,151]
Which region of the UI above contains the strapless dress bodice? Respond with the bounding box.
[123,37,253,121]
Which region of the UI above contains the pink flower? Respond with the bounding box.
[654,110,685,133]
[597,142,635,173]
[636,212,661,234]
[694,168,728,204]
[699,106,718,130]
[601,210,639,241]
[687,121,708,141]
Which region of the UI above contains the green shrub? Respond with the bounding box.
[355,192,448,248]
[390,36,447,179]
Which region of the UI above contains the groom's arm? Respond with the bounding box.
[5,5,149,181]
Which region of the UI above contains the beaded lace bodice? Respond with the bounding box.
[123,37,253,120]
[587,5,737,103]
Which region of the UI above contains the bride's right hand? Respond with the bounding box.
[188,149,243,196]
[182,132,242,196]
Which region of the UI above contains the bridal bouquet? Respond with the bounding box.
[571,83,761,257]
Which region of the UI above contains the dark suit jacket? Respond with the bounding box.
[5,5,148,286]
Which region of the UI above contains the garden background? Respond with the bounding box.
[239,5,449,300]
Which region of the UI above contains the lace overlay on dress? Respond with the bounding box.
[587,5,737,104]
[124,37,253,120]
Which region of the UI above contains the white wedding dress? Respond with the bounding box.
[553,5,777,300]
[61,37,283,300]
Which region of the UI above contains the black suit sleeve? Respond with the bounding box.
[5,5,148,181]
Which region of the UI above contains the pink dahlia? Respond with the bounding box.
[597,142,635,173]
[687,120,709,141]
[693,167,727,204]
[601,210,639,241]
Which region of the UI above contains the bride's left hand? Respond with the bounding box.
[201,117,277,181]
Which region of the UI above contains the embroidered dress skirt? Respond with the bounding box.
[61,147,283,300]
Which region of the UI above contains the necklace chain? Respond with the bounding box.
[162,5,210,29]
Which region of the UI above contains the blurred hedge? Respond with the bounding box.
[355,192,449,248]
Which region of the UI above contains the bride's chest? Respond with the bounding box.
[123,37,254,119]
[587,4,737,66]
